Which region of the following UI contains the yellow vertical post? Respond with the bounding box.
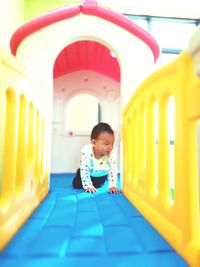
[2,89,18,203]
[158,95,170,207]
[16,95,28,197]
[146,98,156,199]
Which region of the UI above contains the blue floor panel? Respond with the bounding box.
[0,173,189,267]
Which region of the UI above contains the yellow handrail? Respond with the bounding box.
[122,51,200,267]
[0,48,49,250]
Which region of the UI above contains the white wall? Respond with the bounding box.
[51,70,120,173]
[0,0,24,51]
[188,25,200,77]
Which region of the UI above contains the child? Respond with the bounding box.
[72,122,121,194]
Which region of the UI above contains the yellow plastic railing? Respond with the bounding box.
[122,51,200,267]
[0,48,49,250]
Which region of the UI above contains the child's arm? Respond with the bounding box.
[80,148,96,192]
[108,148,121,194]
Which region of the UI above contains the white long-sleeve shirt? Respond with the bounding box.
[80,144,118,189]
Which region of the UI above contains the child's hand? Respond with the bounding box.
[109,187,121,194]
[85,186,97,193]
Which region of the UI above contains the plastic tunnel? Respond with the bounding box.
[0,1,200,266]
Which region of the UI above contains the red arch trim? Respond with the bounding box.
[10,0,160,62]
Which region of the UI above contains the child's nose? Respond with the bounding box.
[108,145,113,151]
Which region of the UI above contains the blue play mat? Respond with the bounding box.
[0,173,188,267]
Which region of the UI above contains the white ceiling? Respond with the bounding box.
[98,0,200,18]
[69,0,200,19]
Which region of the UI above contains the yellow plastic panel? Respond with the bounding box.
[0,48,49,250]
[122,51,200,266]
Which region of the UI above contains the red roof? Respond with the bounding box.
[10,0,160,81]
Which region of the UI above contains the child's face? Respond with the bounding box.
[92,132,114,158]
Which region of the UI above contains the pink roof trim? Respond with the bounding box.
[10,6,80,55]
[10,0,160,62]
[81,0,160,62]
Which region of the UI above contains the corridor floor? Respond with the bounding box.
[0,173,188,267]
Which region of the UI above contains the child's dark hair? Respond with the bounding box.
[91,122,114,140]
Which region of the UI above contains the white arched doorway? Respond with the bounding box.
[51,40,121,173]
